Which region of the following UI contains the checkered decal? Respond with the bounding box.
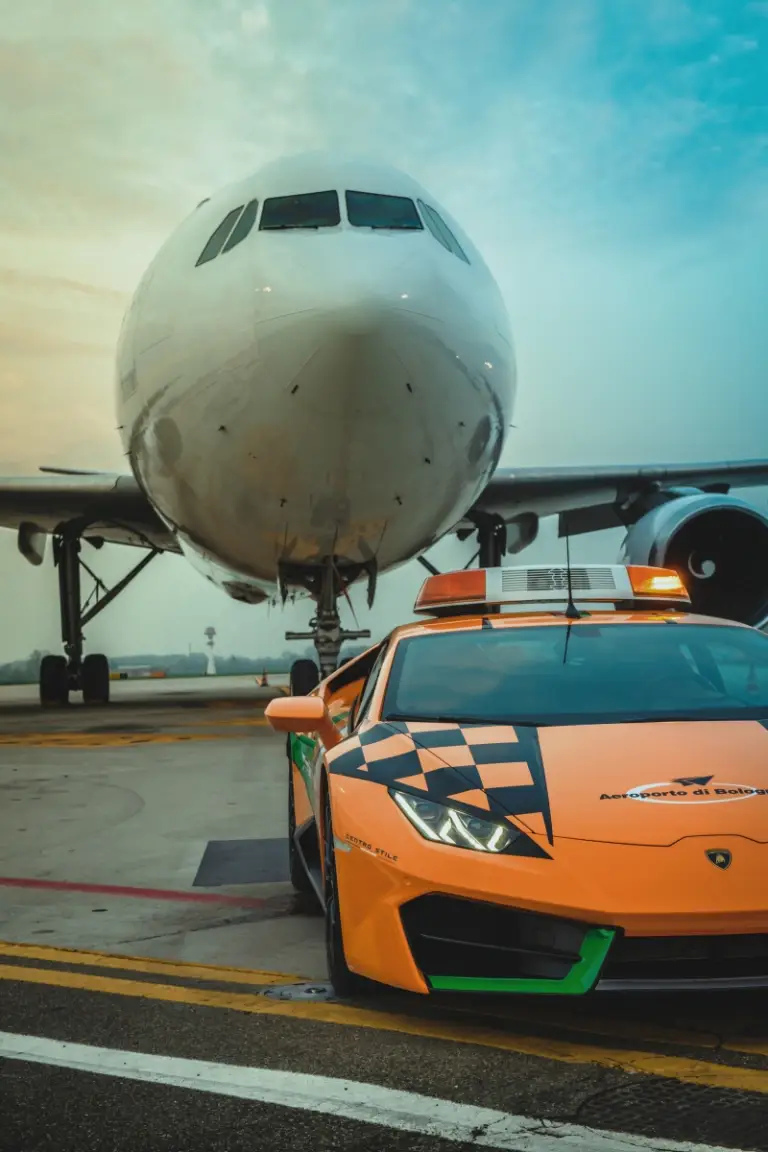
[327,719,553,854]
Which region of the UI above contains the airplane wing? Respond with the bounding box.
[468,459,768,538]
[0,471,179,556]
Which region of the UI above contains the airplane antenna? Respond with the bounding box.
[563,519,581,621]
[561,521,581,668]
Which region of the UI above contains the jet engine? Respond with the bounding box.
[618,493,768,626]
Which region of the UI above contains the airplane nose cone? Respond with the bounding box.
[270,301,415,415]
[254,232,435,328]
[253,243,443,412]
[218,232,513,571]
[311,274,425,339]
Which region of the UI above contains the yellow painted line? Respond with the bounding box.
[0,943,723,1056]
[0,945,723,1058]
[724,1036,768,1058]
[204,700,256,709]
[0,964,766,1095]
[0,942,302,987]
[447,1000,720,1052]
[200,717,270,728]
[0,733,247,747]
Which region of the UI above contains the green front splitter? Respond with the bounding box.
[427,927,616,995]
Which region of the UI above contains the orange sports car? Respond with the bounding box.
[266,564,768,997]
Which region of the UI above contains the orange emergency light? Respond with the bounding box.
[414,564,691,615]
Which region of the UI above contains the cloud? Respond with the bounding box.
[0,18,196,233]
[723,33,760,52]
[240,4,271,35]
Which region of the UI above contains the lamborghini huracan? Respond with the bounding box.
[266,564,768,997]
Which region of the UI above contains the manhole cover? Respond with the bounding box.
[263,983,337,1002]
[578,1078,768,1150]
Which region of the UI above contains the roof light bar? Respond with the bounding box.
[412,569,486,608]
[413,564,690,615]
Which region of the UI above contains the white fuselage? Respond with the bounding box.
[116,154,516,602]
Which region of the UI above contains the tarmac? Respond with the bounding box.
[0,675,766,1151]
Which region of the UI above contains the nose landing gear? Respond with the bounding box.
[283,558,373,680]
[289,658,321,697]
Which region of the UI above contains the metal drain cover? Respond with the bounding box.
[263,982,337,1002]
[578,1078,768,1150]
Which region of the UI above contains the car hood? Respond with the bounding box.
[401,718,768,847]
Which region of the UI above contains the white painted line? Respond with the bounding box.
[0,1031,740,1152]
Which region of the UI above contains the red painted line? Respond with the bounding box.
[0,876,267,908]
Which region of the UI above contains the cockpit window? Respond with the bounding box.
[417,200,470,264]
[222,198,259,253]
[195,206,245,266]
[259,191,340,230]
[345,190,423,230]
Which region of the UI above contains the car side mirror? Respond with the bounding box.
[265,695,342,749]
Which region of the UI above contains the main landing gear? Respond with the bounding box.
[474,512,508,568]
[453,511,508,569]
[284,558,373,680]
[39,528,158,707]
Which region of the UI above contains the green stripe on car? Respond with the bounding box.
[290,733,316,795]
[427,927,615,995]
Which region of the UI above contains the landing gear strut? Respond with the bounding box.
[474,512,508,568]
[40,528,158,707]
[455,512,509,571]
[285,560,371,679]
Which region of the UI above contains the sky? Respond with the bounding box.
[0,0,767,662]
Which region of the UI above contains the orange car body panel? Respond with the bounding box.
[292,761,314,829]
[526,721,768,846]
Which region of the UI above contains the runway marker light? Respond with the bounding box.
[413,564,691,615]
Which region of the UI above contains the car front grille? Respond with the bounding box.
[399,894,592,983]
[599,933,768,985]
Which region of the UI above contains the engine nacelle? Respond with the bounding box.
[618,493,768,627]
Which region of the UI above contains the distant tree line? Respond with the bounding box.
[0,650,52,685]
[0,644,371,685]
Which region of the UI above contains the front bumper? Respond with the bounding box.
[330,777,768,995]
[399,893,768,994]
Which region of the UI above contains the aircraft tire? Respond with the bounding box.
[290,658,320,696]
[287,658,320,754]
[82,653,110,705]
[40,655,69,707]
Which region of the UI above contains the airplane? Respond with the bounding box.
[2,151,768,706]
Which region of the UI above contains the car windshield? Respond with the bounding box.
[382,622,768,726]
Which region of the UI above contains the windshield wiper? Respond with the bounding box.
[384,713,547,728]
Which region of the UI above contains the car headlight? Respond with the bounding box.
[390,789,521,854]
